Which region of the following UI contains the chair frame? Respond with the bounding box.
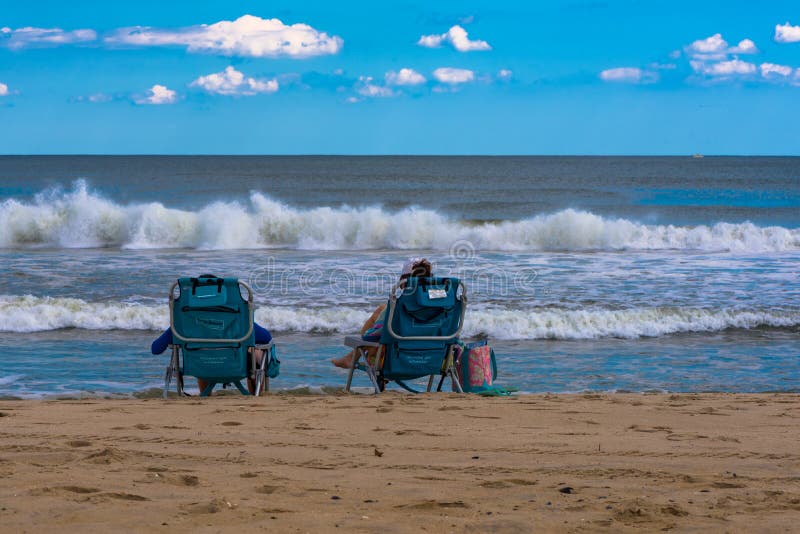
[162,280,275,398]
[344,280,467,394]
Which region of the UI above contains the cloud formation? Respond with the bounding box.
[0,26,97,49]
[497,69,513,81]
[105,15,343,58]
[686,33,758,61]
[684,33,760,81]
[191,66,278,96]
[760,63,793,78]
[691,59,756,77]
[729,38,757,54]
[75,93,113,103]
[775,22,800,43]
[0,82,8,96]
[417,25,491,52]
[432,67,475,84]
[599,67,657,83]
[385,68,426,86]
[136,85,177,105]
[355,76,396,98]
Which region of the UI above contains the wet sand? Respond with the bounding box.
[1,393,799,532]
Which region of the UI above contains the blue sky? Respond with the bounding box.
[1,0,800,154]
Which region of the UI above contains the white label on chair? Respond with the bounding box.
[428,289,447,299]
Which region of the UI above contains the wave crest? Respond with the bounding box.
[1,295,797,340]
[1,180,799,251]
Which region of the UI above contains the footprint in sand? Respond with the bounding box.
[83,447,127,464]
[102,492,149,502]
[60,486,100,494]
[480,481,512,489]
[221,421,243,426]
[395,500,468,510]
[67,440,92,448]
[178,475,199,486]
[183,500,226,514]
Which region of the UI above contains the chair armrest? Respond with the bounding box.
[344,335,380,349]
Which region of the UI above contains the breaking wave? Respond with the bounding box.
[1,180,799,252]
[1,295,797,340]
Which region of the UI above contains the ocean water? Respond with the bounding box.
[0,156,798,397]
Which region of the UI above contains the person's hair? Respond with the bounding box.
[400,258,432,280]
[412,258,432,278]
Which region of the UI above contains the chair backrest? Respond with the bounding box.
[379,277,466,380]
[170,276,254,381]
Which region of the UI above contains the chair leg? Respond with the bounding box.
[233,381,250,396]
[345,348,363,392]
[450,368,464,393]
[426,375,435,392]
[164,346,180,399]
[200,382,216,397]
[163,365,172,399]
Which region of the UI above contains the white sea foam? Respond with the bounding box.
[0,374,25,386]
[1,180,799,252]
[1,295,797,340]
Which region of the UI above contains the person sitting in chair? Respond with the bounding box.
[151,274,273,395]
[331,257,432,369]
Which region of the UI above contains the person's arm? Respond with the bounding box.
[151,328,173,355]
[254,322,272,344]
[360,304,387,336]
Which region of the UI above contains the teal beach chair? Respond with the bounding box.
[344,277,467,393]
[163,276,275,398]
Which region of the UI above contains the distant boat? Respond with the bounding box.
[692,154,704,159]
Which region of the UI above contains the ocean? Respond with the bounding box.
[0,156,798,397]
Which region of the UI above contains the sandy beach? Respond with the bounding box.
[1,393,798,533]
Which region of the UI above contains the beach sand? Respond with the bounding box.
[1,393,798,533]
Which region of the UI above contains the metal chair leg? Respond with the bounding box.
[345,348,362,392]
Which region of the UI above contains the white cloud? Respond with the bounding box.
[355,76,396,98]
[417,25,491,52]
[136,84,177,105]
[432,67,475,84]
[760,62,793,78]
[730,38,757,54]
[683,33,761,81]
[599,67,657,83]
[88,93,110,103]
[190,66,278,96]
[0,26,96,48]
[686,33,757,61]
[105,15,343,58]
[691,59,756,77]
[497,69,513,80]
[385,68,426,86]
[0,82,8,96]
[687,33,728,59]
[775,22,800,43]
[73,93,113,103]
